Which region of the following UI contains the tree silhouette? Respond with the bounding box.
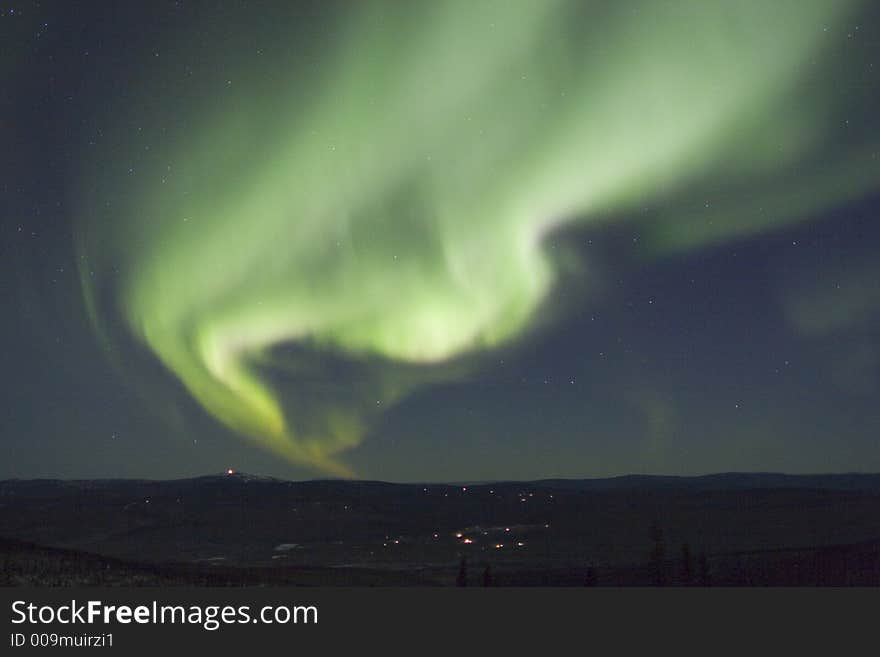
[456,556,467,587]
[584,565,597,587]
[698,553,711,587]
[680,543,694,586]
[649,521,667,586]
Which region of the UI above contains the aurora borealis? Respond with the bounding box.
[4,1,880,480]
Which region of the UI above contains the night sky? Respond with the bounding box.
[3,1,880,482]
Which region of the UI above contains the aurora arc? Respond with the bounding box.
[76,1,880,476]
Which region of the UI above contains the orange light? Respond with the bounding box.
[462,538,473,544]
[455,532,463,538]
[226,468,234,475]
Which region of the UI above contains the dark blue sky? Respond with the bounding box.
[3,1,879,481]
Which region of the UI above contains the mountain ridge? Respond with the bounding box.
[3,471,880,492]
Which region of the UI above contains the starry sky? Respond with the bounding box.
[3,0,880,481]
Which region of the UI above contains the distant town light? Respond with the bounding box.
[226,468,235,475]
[455,532,463,538]
[462,538,473,544]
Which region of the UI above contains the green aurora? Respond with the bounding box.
[76,1,880,476]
